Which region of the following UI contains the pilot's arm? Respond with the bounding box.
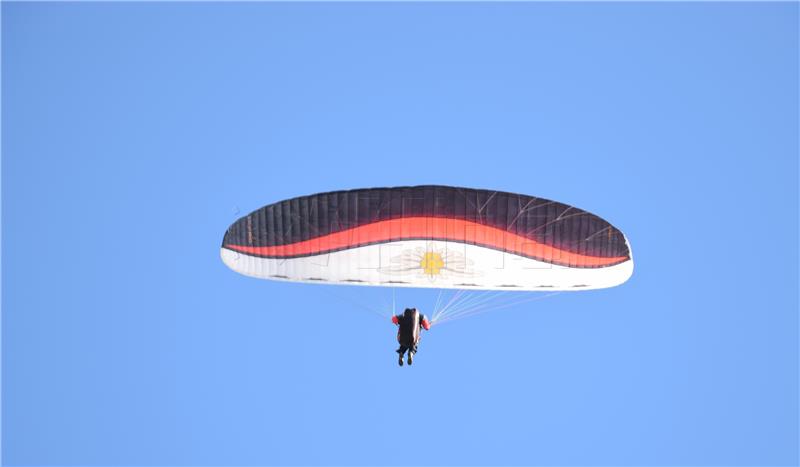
[421,315,431,330]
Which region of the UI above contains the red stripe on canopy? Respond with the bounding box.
[224,217,628,268]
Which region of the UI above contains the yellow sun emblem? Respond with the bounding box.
[420,251,445,276]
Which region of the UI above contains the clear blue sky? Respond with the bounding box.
[3,3,798,466]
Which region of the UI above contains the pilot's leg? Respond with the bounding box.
[407,342,419,365]
[397,346,406,366]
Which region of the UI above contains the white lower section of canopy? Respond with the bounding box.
[220,240,633,291]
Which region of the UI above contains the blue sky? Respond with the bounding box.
[2,2,798,466]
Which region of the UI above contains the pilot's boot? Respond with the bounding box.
[407,351,414,365]
[398,352,404,366]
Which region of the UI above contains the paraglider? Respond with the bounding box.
[392,308,431,366]
[221,185,633,365]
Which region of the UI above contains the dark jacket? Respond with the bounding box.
[392,308,431,347]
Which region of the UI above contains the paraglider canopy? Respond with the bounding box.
[221,185,633,291]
